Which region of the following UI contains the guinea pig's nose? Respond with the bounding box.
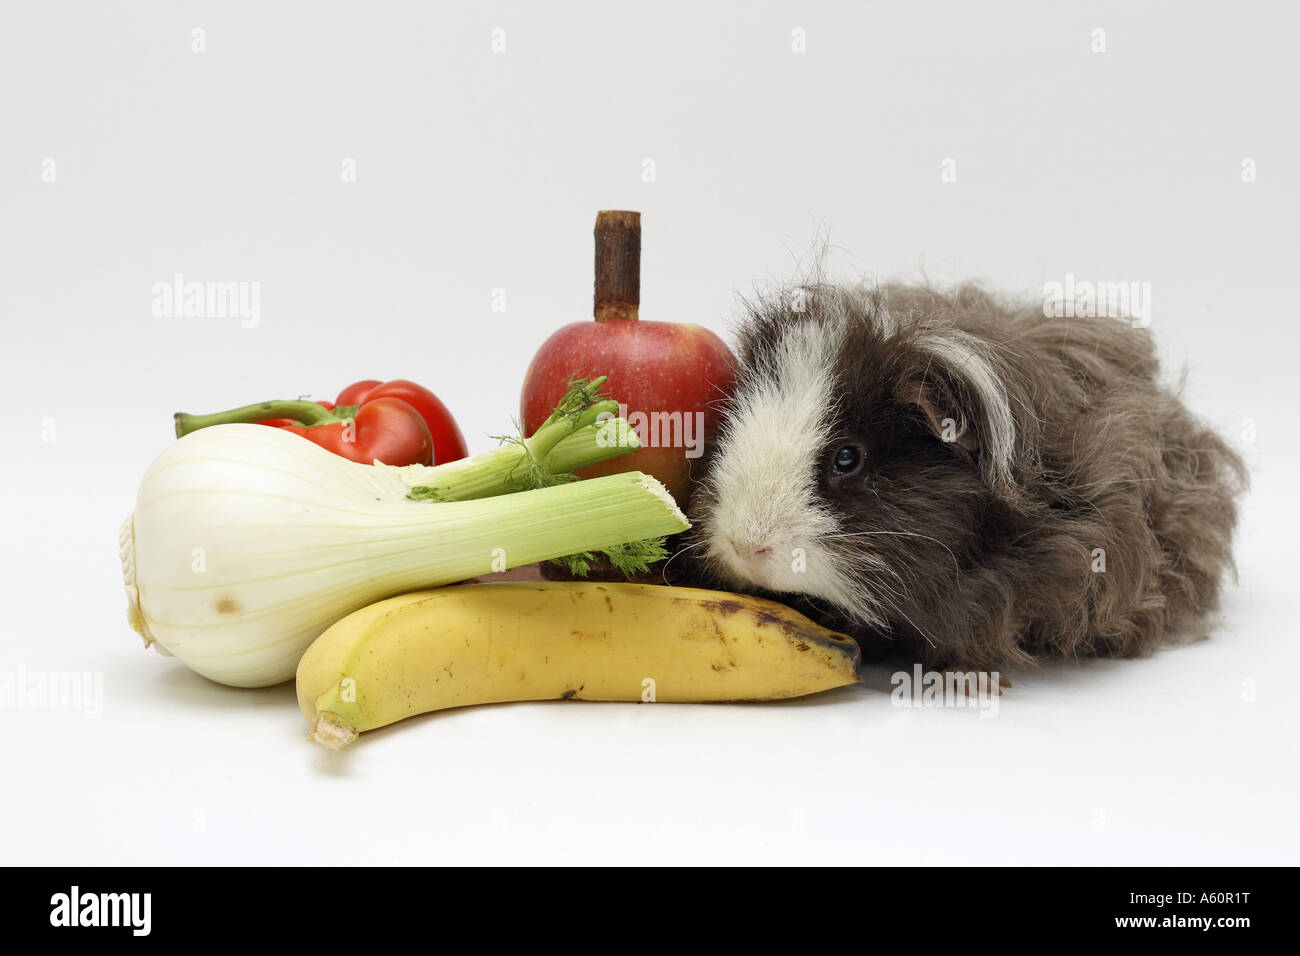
[728,536,773,562]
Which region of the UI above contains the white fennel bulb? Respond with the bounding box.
[120,420,686,687]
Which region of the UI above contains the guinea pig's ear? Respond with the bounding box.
[889,330,1021,492]
[898,380,980,455]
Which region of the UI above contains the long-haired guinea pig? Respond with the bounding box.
[679,281,1247,672]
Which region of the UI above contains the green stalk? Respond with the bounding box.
[398,386,640,503]
[382,471,688,589]
[395,420,636,501]
[175,400,339,436]
[547,418,639,475]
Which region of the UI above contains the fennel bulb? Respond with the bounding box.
[120,421,688,687]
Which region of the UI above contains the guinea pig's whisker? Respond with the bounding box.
[887,601,937,650]
[824,531,961,583]
[838,555,910,630]
[807,596,831,615]
[660,540,704,583]
[870,579,909,619]
[705,380,735,402]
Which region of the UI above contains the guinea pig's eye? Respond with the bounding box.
[830,443,863,475]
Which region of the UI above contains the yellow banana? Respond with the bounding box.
[297,581,862,748]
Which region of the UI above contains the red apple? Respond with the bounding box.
[522,212,735,507]
[521,318,735,505]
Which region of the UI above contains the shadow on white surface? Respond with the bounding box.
[145,656,299,711]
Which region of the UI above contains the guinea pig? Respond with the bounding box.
[679,281,1247,672]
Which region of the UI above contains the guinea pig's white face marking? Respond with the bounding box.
[703,310,885,625]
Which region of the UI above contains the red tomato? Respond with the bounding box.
[335,380,469,465]
[282,396,433,466]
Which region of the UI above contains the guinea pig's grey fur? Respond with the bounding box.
[682,281,1247,671]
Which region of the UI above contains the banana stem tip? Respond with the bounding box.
[309,712,358,750]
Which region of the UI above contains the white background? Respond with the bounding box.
[2,1,1297,864]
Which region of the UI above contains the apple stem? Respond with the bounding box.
[594,210,640,322]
